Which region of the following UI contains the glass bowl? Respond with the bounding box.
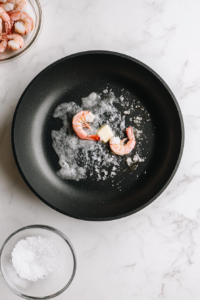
[0,225,77,299]
[0,0,42,63]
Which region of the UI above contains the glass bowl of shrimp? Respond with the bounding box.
[0,0,42,63]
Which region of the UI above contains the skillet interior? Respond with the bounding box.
[12,51,184,220]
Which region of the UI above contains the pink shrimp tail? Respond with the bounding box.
[7,10,15,15]
[5,20,13,34]
[86,135,100,141]
[126,126,135,140]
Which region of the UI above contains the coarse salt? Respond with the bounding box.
[11,236,61,281]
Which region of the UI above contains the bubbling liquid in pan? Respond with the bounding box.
[51,90,149,181]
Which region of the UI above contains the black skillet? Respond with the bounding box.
[12,51,184,221]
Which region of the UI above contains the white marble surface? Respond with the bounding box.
[0,0,200,299]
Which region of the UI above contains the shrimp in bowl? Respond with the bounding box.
[109,126,136,155]
[0,2,14,12]
[7,33,24,50]
[8,0,26,11]
[0,33,7,53]
[72,111,100,141]
[0,6,13,34]
[9,11,34,34]
[0,5,10,22]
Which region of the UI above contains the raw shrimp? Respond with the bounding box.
[109,126,136,156]
[0,33,7,52]
[0,17,2,35]
[0,6,10,22]
[72,111,100,141]
[7,33,24,50]
[5,18,12,34]
[0,3,14,12]
[8,0,26,11]
[0,6,11,34]
[9,11,33,34]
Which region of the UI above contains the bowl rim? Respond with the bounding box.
[11,50,185,221]
[0,0,43,64]
[0,224,77,299]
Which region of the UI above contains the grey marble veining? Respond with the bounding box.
[0,0,200,299]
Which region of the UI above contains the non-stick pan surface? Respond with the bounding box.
[12,51,184,221]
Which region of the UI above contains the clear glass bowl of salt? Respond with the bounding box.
[0,225,76,299]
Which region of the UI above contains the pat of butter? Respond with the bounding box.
[97,124,114,143]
